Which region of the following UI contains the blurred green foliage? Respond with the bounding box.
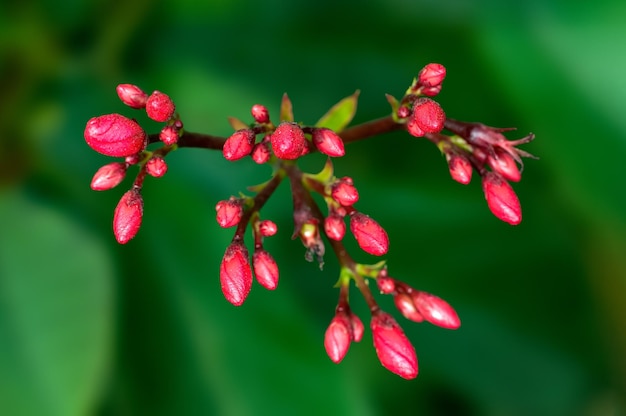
[1,0,625,415]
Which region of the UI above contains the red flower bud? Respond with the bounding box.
[420,85,443,97]
[146,156,168,178]
[397,106,411,119]
[417,63,446,88]
[350,313,364,343]
[251,104,270,124]
[253,249,279,290]
[447,153,473,185]
[215,199,243,228]
[324,314,352,363]
[371,311,418,379]
[331,177,359,206]
[84,114,147,157]
[412,291,460,329]
[349,212,389,256]
[220,242,253,306]
[324,214,346,241]
[116,84,148,109]
[394,293,424,322]
[113,189,143,244]
[486,148,521,182]
[223,129,255,161]
[251,141,271,164]
[145,91,175,122]
[125,153,141,165]
[270,122,306,160]
[482,172,522,225]
[258,220,277,237]
[376,274,396,294]
[312,128,345,157]
[90,162,127,191]
[407,98,445,137]
[159,125,178,146]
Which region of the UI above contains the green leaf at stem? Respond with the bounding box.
[315,90,360,132]
[279,93,294,122]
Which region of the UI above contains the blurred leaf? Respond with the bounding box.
[227,116,249,131]
[315,90,360,132]
[279,93,294,122]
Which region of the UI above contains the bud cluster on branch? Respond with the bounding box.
[84,63,535,379]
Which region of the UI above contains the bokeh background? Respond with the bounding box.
[1,0,625,415]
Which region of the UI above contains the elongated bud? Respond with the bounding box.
[371,311,418,379]
[312,128,345,157]
[349,212,389,256]
[113,189,143,244]
[146,91,175,122]
[412,291,460,329]
[220,242,253,306]
[146,156,168,178]
[417,63,446,88]
[407,98,445,137]
[482,171,522,225]
[447,153,473,185]
[331,177,359,206]
[223,129,255,161]
[350,313,364,343]
[271,122,306,160]
[84,114,147,157]
[251,141,271,164]
[324,214,346,241]
[253,249,279,290]
[91,162,127,191]
[324,314,352,363]
[159,125,178,146]
[258,220,277,237]
[394,293,424,322]
[116,84,148,109]
[486,148,521,182]
[251,104,270,124]
[215,198,243,228]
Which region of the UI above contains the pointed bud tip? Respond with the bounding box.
[113,190,143,244]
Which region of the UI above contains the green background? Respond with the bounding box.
[1,0,625,415]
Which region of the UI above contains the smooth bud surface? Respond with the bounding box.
[487,148,521,182]
[271,123,306,160]
[223,129,255,161]
[146,91,175,122]
[350,313,364,343]
[394,293,424,322]
[371,312,418,379]
[349,212,389,256]
[324,214,346,241]
[418,63,446,88]
[376,274,396,294]
[84,114,147,157]
[312,128,345,157]
[412,291,460,329]
[253,250,279,290]
[324,315,352,363]
[220,243,253,306]
[116,84,148,109]
[258,220,277,237]
[482,172,522,225]
[447,154,473,185]
[91,162,127,191]
[113,189,143,244]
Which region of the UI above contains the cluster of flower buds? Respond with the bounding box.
[85,84,183,243]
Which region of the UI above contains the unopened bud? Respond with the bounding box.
[258,220,277,237]
[312,128,345,157]
[91,162,127,191]
[324,314,352,363]
[113,189,143,244]
[376,274,396,294]
[407,98,446,137]
[447,153,473,185]
[482,171,522,225]
[159,125,178,146]
[253,249,279,290]
[146,91,175,122]
[486,148,521,182]
[331,177,359,206]
[223,129,255,161]
[116,84,148,109]
[324,214,346,241]
[215,198,243,228]
[271,122,306,160]
[84,114,147,157]
[220,242,253,306]
[251,141,271,164]
[417,63,446,88]
[394,293,424,322]
[371,311,418,379]
[145,156,168,178]
[349,212,389,256]
[251,104,270,124]
[412,291,460,329]
[350,313,364,343]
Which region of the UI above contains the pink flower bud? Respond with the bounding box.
[447,153,473,185]
[84,114,147,157]
[259,220,277,237]
[324,314,352,363]
[349,212,389,256]
[407,98,445,137]
[251,104,270,124]
[159,125,178,146]
[397,106,411,119]
[350,312,364,342]
[145,91,175,122]
[251,141,271,164]
[377,274,396,294]
[90,162,127,191]
[486,148,521,182]
[223,129,255,161]
[113,189,143,244]
[270,122,306,160]
[220,242,253,306]
[253,249,279,290]
[482,171,522,225]
[215,199,243,228]
[116,84,148,109]
[146,156,168,178]
[312,128,345,157]
[324,214,346,241]
[417,63,446,88]
[412,291,460,329]
[420,85,443,97]
[394,293,424,322]
[371,311,418,379]
[125,153,141,165]
[331,177,359,206]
